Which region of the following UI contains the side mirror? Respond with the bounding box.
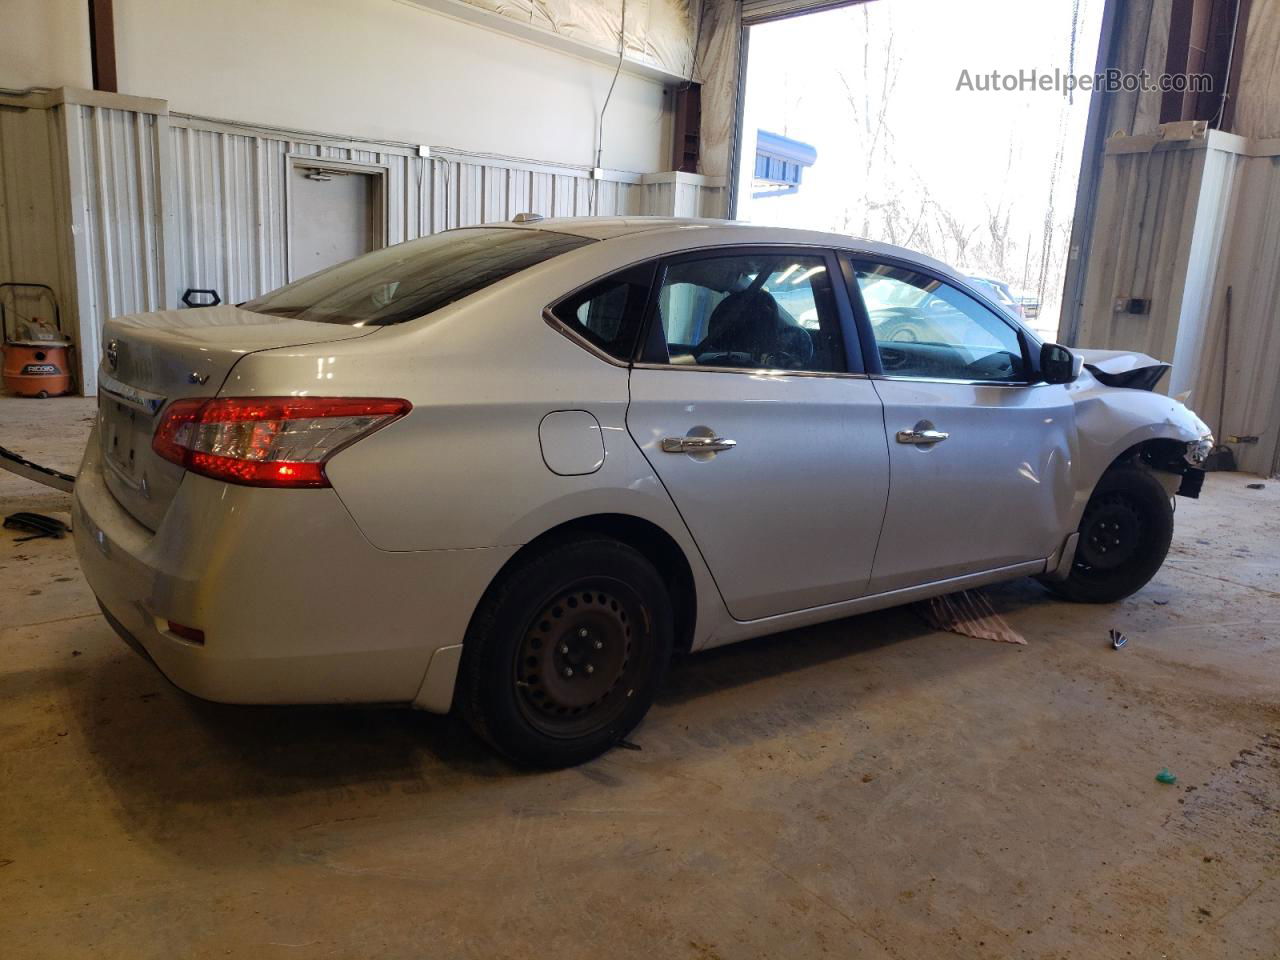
[1040,343,1080,384]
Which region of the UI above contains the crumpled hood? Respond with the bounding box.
[1074,348,1170,391]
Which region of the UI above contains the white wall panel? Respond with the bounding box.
[64,104,169,392]
[1190,153,1280,476]
[3,90,725,397]
[160,127,720,301]
[4,3,685,172]
[1077,144,1204,364]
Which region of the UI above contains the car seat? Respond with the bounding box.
[696,288,813,368]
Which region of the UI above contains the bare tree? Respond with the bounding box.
[935,206,980,266]
[835,5,901,238]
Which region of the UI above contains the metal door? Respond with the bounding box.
[289,164,381,278]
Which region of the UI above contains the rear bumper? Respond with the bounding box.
[73,432,515,710]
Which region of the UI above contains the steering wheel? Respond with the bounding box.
[879,345,909,370]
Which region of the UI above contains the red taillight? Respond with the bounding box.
[152,396,410,488]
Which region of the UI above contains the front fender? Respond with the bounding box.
[1068,368,1211,522]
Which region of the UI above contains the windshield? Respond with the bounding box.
[243,228,592,325]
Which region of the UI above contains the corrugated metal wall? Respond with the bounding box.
[0,104,76,358]
[69,105,168,341]
[11,94,724,395]
[161,119,721,308]
[171,124,289,305]
[1077,130,1280,476]
[161,119,698,308]
[1079,137,1244,397]
[1077,143,1209,365]
[1190,152,1280,476]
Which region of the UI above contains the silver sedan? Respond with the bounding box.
[74,217,1213,766]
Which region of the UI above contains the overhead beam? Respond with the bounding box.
[88,0,117,93]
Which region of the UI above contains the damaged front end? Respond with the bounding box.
[1074,348,1172,392]
[1070,348,1213,500]
[1138,436,1210,498]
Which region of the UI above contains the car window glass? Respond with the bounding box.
[853,262,1025,382]
[243,228,592,326]
[649,253,844,373]
[551,269,651,361]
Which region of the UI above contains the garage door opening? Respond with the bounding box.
[734,0,1105,340]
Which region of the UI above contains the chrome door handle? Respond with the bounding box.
[896,428,949,445]
[661,435,737,453]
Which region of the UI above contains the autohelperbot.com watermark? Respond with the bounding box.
[956,67,1212,97]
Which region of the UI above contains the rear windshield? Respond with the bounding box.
[242,228,592,325]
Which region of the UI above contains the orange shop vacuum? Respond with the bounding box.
[1,282,74,398]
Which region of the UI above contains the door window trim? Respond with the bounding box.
[632,245,864,378]
[840,252,1043,387]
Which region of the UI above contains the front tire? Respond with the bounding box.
[457,538,673,767]
[1043,465,1174,604]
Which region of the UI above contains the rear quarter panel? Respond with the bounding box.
[220,236,729,648]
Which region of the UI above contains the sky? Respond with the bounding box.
[735,0,1106,338]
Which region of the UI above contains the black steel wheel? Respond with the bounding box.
[515,582,646,739]
[1042,465,1174,604]
[458,537,673,767]
[1077,494,1144,572]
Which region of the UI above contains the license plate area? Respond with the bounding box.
[101,399,151,488]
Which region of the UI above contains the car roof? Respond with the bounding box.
[490,216,961,280]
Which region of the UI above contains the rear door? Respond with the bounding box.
[845,257,1076,593]
[625,247,890,621]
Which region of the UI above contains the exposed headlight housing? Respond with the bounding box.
[1184,435,1214,466]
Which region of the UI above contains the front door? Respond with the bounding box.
[847,258,1076,593]
[626,249,890,621]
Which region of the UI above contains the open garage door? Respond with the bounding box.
[741,0,866,24]
[733,0,1104,342]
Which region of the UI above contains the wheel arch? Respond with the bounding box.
[1103,437,1189,481]
[1074,419,1200,524]
[472,512,699,657]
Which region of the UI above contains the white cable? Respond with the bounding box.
[593,0,627,215]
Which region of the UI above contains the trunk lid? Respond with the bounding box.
[96,305,377,531]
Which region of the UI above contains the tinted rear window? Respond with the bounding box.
[242,228,592,325]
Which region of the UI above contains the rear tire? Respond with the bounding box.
[1043,465,1174,604]
[457,538,673,767]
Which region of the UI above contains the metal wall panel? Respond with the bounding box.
[1077,143,1208,366]
[0,105,76,356]
[3,94,726,396]
[1077,131,1280,477]
[159,120,703,314]
[64,104,168,392]
[1190,152,1280,476]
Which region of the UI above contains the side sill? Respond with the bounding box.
[700,558,1050,649]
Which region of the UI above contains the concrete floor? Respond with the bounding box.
[1,394,1278,960]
